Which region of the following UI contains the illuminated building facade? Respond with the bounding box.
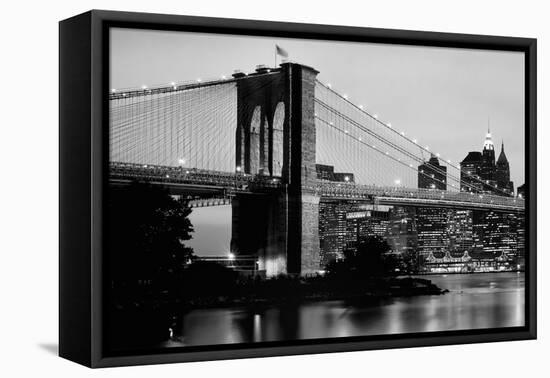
[386,206,417,257]
[319,201,353,267]
[416,156,450,268]
[317,164,358,267]
[345,208,391,252]
[447,210,474,258]
[516,214,526,268]
[416,208,449,264]
[471,210,518,271]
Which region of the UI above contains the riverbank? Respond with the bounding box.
[109,275,447,350]
[176,275,448,310]
[173,272,525,348]
[415,269,524,276]
[108,273,523,351]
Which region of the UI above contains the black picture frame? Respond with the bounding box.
[59,9,537,368]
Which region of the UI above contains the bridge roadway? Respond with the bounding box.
[109,162,525,212]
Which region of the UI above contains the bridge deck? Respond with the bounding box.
[109,162,525,212]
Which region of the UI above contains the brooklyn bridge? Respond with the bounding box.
[109,62,525,276]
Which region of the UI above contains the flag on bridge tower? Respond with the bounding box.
[275,44,289,66]
[276,44,289,58]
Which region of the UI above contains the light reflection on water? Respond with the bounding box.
[170,272,524,347]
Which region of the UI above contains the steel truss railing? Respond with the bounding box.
[109,162,282,192]
[109,162,525,212]
[313,181,525,212]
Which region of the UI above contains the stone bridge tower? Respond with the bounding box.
[230,62,320,277]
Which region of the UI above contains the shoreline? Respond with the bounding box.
[174,276,448,311]
[414,270,524,276]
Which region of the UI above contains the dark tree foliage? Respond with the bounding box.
[107,182,196,347]
[181,261,238,298]
[108,182,194,289]
[326,235,396,279]
[401,250,419,275]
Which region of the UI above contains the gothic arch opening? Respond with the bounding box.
[249,106,262,174]
[272,102,285,177]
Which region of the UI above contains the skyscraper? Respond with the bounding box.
[317,164,359,268]
[318,201,353,267]
[447,210,474,258]
[459,129,520,271]
[345,208,390,252]
[496,141,514,195]
[480,127,497,187]
[461,128,513,196]
[386,206,417,257]
[471,210,518,270]
[418,154,447,190]
[460,151,484,192]
[416,208,449,267]
[416,156,449,270]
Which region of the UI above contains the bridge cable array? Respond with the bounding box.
[315,79,512,197]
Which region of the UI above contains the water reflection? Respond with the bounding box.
[171,272,524,347]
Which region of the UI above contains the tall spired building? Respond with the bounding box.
[480,126,497,189]
[460,126,514,196]
[496,141,514,195]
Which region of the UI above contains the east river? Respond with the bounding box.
[165,272,524,347]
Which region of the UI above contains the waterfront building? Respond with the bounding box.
[471,210,518,271]
[516,214,526,269]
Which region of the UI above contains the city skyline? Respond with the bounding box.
[186,128,522,257]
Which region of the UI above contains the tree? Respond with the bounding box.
[326,235,395,279]
[401,249,419,275]
[107,182,195,346]
[108,182,194,291]
[181,261,238,299]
